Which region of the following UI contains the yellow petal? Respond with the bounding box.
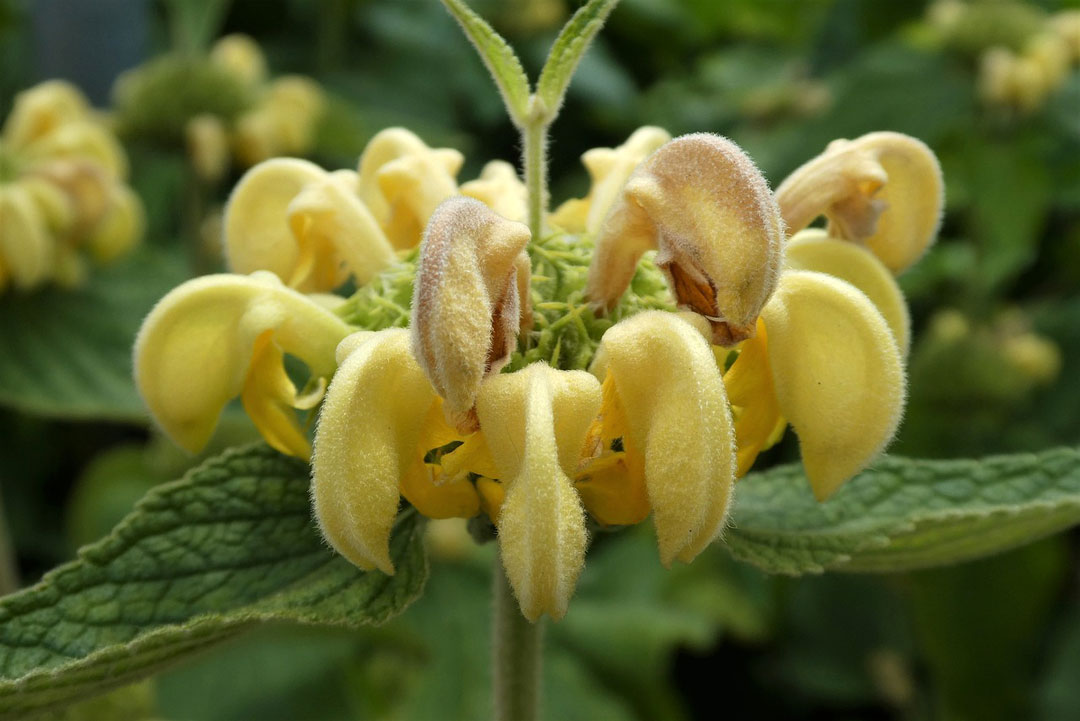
[357,128,462,250]
[598,311,736,565]
[225,158,324,281]
[286,171,396,289]
[241,329,313,459]
[411,197,531,429]
[311,329,431,574]
[761,270,904,500]
[476,364,601,621]
[185,114,230,183]
[460,160,527,223]
[549,197,589,233]
[2,80,90,149]
[86,184,145,264]
[776,132,943,274]
[134,271,352,453]
[582,125,671,235]
[263,75,325,154]
[587,133,783,346]
[0,184,54,289]
[225,158,394,292]
[723,317,782,477]
[19,175,74,236]
[400,461,480,520]
[22,120,128,179]
[785,228,910,354]
[232,109,280,167]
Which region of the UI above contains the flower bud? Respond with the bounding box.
[411,197,531,431]
[587,133,783,346]
[357,128,463,250]
[776,131,943,274]
[185,114,230,183]
[210,34,268,87]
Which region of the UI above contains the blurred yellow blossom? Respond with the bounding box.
[0,80,143,293]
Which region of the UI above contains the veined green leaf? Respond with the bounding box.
[536,0,620,118]
[0,444,427,720]
[0,249,187,421]
[439,0,531,125]
[725,447,1080,574]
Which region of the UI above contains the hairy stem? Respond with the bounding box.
[492,551,542,721]
[523,117,549,242]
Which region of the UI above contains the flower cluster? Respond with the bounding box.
[0,81,143,293]
[135,124,942,620]
[113,34,326,184]
[927,0,1080,112]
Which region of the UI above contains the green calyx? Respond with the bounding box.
[337,231,673,372]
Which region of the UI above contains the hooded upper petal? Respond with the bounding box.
[587,133,783,346]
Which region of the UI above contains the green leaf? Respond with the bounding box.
[725,447,1080,574]
[0,444,427,720]
[0,249,187,421]
[536,0,620,118]
[439,0,532,125]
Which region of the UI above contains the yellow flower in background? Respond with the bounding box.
[0,80,144,293]
[137,122,941,621]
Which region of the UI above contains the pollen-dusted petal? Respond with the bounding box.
[357,128,462,250]
[776,132,943,274]
[1,80,90,149]
[599,311,736,565]
[761,270,904,501]
[587,133,783,347]
[460,160,527,223]
[411,197,531,430]
[475,364,601,621]
[311,329,430,574]
[0,184,54,289]
[785,228,910,354]
[286,171,396,290]
[134,272,351,453]
[225,158,326,281]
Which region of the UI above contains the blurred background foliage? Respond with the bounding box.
[3,0,1080,719]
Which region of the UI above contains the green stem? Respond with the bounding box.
[523,117,549,243]
[0,486,20,596]
[492,552,541,721]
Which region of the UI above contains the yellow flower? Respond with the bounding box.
[775,131,943,274]
[0,80,143,293]
[140,124,939,622]
[134,271,352,459]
